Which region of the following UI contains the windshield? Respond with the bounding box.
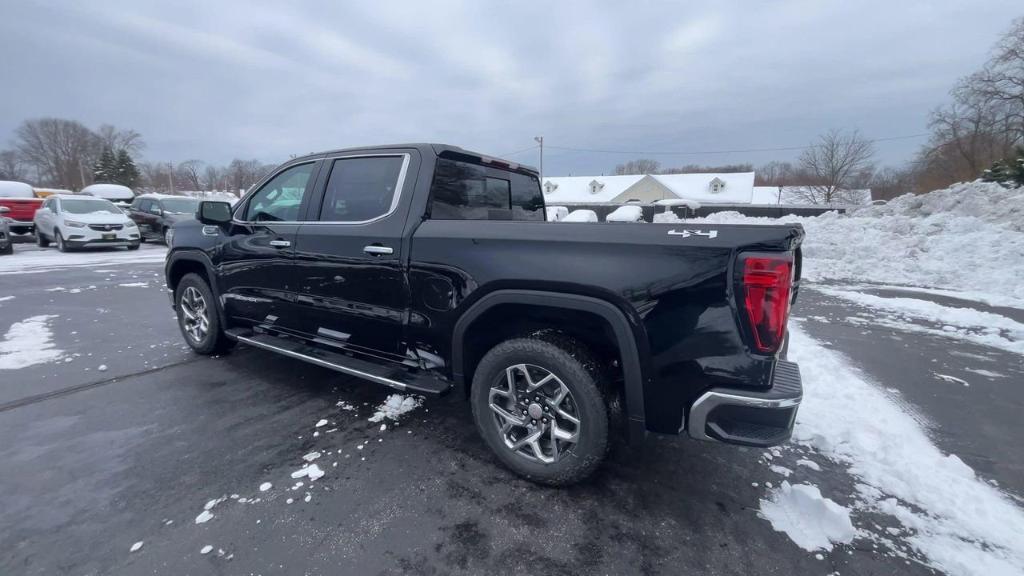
[161,198,199,213]
[61,198,121,215]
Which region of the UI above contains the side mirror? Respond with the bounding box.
[0,206,9,214]
[197,201,232,225]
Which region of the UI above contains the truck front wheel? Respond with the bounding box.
[470,334,609,486]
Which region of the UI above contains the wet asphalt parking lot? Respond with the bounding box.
[1,241,1020,576]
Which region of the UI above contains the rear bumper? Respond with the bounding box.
[7,219,34,232]
[687,360,802,447]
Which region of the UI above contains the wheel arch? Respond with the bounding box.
[452,289,648,442]
[166,250,227,327]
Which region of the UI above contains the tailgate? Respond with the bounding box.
[0,199,43,221]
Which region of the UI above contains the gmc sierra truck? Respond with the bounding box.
[165,143,804,485]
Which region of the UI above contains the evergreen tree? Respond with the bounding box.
[92,146,117,183]
[983,147,1024,188]
[114,149,140,188]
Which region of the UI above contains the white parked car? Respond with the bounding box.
[33,195,141,252]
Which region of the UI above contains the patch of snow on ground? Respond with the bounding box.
[690,181,1024,305]
[788,325,1024,575]
[0,245,167,275]
[194,510,213,524]
[200,545,213,554]
[0,314,62,369]
[965,368,1006,378]
[290,463,324,481]
[118,282,149,287]
[0,296,13,302]
[758,481,856,551]
[934,373,970,387]
[302,451,321,462]
[368,394,423,423]
[129,541,143,552]
[314,419,328,428]
[259,482,272,492]
[796,459,821,471]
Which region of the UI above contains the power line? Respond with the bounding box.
[495,144,539,158]
[538,132,931,157]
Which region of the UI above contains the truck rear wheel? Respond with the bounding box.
[471,333,609,486]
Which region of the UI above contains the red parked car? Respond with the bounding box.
[0,181,44,235]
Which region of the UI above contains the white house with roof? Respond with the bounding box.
[542,173,755,205]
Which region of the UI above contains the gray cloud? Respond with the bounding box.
[1,0,1018,175]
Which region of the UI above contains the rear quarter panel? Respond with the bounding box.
[409,219,803,433]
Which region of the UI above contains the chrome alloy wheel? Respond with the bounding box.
[488,364,581,464]
[179,286,210,343]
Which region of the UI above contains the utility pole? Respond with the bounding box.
[168,162,175,194]
[534,136,544,179]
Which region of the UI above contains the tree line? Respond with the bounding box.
[614,17,1024,202]
[0,118,275,195]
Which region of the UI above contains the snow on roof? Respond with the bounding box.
[0,180,35,198]
[651,172,754,204]
[542,175,644,203]
[80,184,135,200]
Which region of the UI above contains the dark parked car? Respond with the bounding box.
[165,144,805,485]
[128,194,200,244]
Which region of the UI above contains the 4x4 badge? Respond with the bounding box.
[668,229,718,239]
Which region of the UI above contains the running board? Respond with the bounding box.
[226,328,451,395]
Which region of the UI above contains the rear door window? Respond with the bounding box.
[429,158,543,221]
[317,156,406,222]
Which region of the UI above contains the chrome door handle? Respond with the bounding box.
[269,239,291,248]
[363,245,393,255]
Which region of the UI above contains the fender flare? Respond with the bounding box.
[165,249,227,327]
[452,289,648,442]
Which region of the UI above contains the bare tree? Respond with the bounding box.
[96,124,146,156]
[755,161,796,186]
[613,158,661,175]
[0,150,28,181]
[13,118,100,189]
[969,17,1024,146]
[177,159,204,190]
[202,165,224,191]
[870,166,918,201]
[661,163,753,174]
[795,129,875,204]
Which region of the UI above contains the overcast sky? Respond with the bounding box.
[1,1,1019,175]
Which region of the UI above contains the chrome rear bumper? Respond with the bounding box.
[688,360,802,447]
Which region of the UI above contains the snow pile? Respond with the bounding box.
[691,181,1024,303]
[606,205,644,222]
[0,314,62,370]
[758,481,856,551]
[368,394,423,422]
[561,209,598,223]
[787,325,1024,575]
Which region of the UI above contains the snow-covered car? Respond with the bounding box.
[0,206,12,255]
[79,183,137,204]
[33,194,141,252]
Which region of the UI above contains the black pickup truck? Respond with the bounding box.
[165,143,804,485]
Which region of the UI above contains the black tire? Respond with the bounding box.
[127,242,140,251]
[0,242,11,256]
[174,273,235,355]
[55,229,70,252]
[471,333,609,486]
[36,232,50,248]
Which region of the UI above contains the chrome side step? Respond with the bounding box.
[227,329,451,395]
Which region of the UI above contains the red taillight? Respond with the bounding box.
[741,255,793,353]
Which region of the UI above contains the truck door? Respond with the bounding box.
[217,161,321,326]
[291,152,414,361]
